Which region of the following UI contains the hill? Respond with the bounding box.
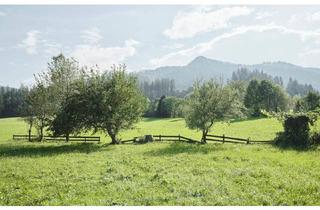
[137,56,320,90]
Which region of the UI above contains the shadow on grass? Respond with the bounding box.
[142,117,184,122]
[144,142,226,156]
[0,143,102,157]
[169,118,184,122]
[271,143,318,152]
[142,118,162,122]
[229,116,268,123]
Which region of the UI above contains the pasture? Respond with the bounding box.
[1,117,320,205]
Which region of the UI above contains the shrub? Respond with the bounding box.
[310,132,320,145]
[275,114,312,147]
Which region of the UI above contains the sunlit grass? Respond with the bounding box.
[0,117,319,205]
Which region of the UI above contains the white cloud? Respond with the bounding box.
[81,27,103,45]
[300,48,320,56]
[0,11,7,16]
[162,43,185,50]
[18,30,41,55]
[299,48,320,67]
[164,6,254,39]
[125,39,140,47]
[18,30,64,56]
[151,23,320,68]
[255,11,273,20]
[71,40,139,69]
[42,42,63,56]
[307,11,320,21]
[289,12,320,25]
[74,29,139,69]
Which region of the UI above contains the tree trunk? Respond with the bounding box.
[110,134,119,144]
[202,130,208,143]
[40,126,43,141]
[66,133,69,142]
[107,129,120,144]
[28,129,31,142]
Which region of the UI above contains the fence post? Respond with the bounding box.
[247,138,250,144]
[28,130,31,142]
[223,134,225,144]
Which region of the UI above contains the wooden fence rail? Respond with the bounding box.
[153,134,199,144]
[13,134,38,140]
[13,133,273,145]
[205,134,274,144]
[12,134,100,143]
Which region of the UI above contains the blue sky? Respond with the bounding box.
[1,5,320,87]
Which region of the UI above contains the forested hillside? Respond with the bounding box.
[137,56,320,90]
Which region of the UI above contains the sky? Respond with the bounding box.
[1,5,320,87]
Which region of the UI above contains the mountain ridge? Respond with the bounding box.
[137,56,320,90]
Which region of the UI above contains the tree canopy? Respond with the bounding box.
[185,79,242,143]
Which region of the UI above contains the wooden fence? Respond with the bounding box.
[120,134,199,144]
[153,134,199,143]
[205,134,274,144]
[13,134,39,141]
[121,134,273,145]
[13,134,100,143]
[13,133,273,145]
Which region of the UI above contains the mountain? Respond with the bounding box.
[137,56,320,90]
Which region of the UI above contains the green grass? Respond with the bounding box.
[99,117,282,143]
[0,117,283,143]
[0,117,320,205]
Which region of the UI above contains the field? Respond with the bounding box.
[1,117,320,205]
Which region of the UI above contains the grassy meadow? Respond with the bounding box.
[1,117,320,205]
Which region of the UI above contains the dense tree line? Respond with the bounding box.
[231,68,284,86]
[295,91,320,112]
[145,96,186,118]
[231,68,316,97]
[139,78,175,100]
[286,77,317,97]
[139,78,192,100]
[0,86,29,118]
[244,80,288,116]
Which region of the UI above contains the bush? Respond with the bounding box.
[275,114,312,148]
[310,132,320,145]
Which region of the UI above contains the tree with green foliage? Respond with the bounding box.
[185,79,242,143]
[50,65,147,144]
[26,54,83,140]
[156,95,166,117]
[0,85,29,118]
[304,91,320,111]
[24,82,53,140]
[36,54,82,116]
[244,79,288,116]
[244,80,261,116]
[286,77,316,97]
[160,96,185,118]
[49,91,87,140]
[294,91,320,112]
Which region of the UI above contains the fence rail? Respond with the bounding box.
[13,133,273,145]
[205,134,274,144]
[13,134,100,143]
[153,134,199,144]
[13,134,38,140]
